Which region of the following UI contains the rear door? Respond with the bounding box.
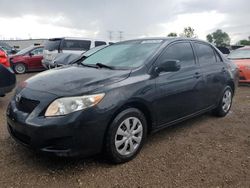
[154,41,205,125]
[193,42,227,107]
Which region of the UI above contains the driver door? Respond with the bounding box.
[25,47,44,69]
[154,41,205,126]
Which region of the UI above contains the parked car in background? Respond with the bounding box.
[9,45,44,74]
[0,64,16,97]
[7,38,238,163]
[216,46,230,55]
[51,45,108,67]
[228,46,250,83]
[0,41,18,55]
[42,37,110,69]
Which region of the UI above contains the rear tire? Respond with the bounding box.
[105,108,147,164]
[213,86,233,117]
[14,63,26,74]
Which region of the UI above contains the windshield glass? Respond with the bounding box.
[44,39,62,51]
[81,40,163,68]
[228,49,250,59]
[82,45,107,57]
[15,46,35,55]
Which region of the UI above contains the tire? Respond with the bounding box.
[105,108,147,164]
[213,86,233,117]
[14,63,26,74]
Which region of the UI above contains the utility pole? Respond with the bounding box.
[107,31,113,41]
[118,31,124,41]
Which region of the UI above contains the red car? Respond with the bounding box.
[9,46,44,74]
[228,46,250,83]
[0,48,11,68]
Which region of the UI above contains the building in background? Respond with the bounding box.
[0,39,47,50]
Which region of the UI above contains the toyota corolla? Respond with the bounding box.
[7,38,238,163]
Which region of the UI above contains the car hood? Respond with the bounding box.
[24,65,131,96]
[53,53,80,66]
[9,54,24,60]
[232,59,250,67]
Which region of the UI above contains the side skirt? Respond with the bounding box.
[151,105,216,134]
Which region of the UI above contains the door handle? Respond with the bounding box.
[194,72,201,79]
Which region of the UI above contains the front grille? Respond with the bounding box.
[16,97,40,113]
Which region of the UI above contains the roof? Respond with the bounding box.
[118,37,209,44]
[48,37,108,42]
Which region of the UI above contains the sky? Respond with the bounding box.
[0,0,249,44]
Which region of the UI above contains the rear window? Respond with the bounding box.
[62,40,91,51]
[44,39,62,51]
[95,41,107,47]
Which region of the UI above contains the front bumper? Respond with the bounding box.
[41,59,56,69]
[6,90,111,157]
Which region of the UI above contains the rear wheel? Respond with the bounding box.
[213,86,233,117]
[14,63,26,74]
[105,108,147,163]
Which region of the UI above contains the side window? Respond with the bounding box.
[95,41,107,47]
[214,50,222,62]
[62,40,91,51]
[31,48,43,56]
[194,43,217,64]
[157,42,195,67]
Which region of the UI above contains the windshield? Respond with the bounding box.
[81,40,163,69]
[15,46,35,55]
[82,45,107,57]
[44,39,62,51]
[228,49,250,59]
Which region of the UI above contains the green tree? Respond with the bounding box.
[206,34,213,43]
[206,29,230,47]
[180,27,196,38]
[239,39,250,45]
[167,32,177,37]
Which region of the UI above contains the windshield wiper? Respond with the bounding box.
[96,63,114,70]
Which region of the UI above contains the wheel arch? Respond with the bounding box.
[227,79,235,95]
[105,100,155,139]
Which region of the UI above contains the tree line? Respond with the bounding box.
[167,27,250,46]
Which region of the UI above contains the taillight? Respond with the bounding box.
[4,59,11,68]
[0,52,10,68]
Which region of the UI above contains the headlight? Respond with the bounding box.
[45,93,105,117]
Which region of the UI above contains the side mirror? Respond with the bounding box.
[155,59,181,73]
[29,52,34,56]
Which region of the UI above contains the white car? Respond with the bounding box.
[42,37,111,69]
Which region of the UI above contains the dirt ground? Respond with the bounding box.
[0,73,249,188]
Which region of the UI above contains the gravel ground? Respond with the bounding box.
[0,73,249,188]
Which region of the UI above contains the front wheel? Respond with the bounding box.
[14,63,26,74]
[213,86,233,117]
[105,108,147,164]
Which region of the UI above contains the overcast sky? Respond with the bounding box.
[0,0,249,43]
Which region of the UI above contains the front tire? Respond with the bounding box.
[14,63,26,74]
[105,108,147,164]
[213,86,233,117]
